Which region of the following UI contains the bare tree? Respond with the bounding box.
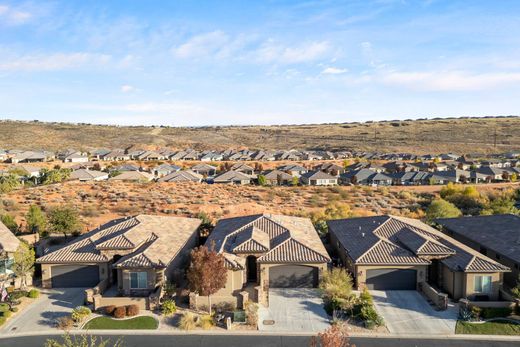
[186,245,227,314]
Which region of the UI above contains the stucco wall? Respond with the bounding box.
[120,267,157,295]
[464,272,502,301]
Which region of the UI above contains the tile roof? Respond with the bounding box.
[157,170,203,182]
[109,171,154,181]
[37,215,201,268]
[301,170,338,180]
[213,170,251,183]
[436,214,520,264]
[0,221,20,253]
[328,215,509,272]
[70,169,108,181]
[206,214,330,268]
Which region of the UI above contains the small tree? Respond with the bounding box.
[187,245,227,314]
[48,205,82,238]
[291,176,299,186]
[12,241,35,289]
[0,214,19,233]
[425,199,462,222]
[26,205,47,235]
[319,268,355,314]
[310,324,354,347]
[257,175,267,186]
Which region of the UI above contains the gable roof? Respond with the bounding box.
[301,170,337,180]
[206,214,330,268]
[157,170,203,183]
[213,170,251,183]
[0,221,20,253]
[109,171,154,181]
[328,215,509,272]
[70,169,108,181]
[436,214,520,264]
[37,215,201,268]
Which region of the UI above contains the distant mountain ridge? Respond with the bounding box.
[0,116,519,154]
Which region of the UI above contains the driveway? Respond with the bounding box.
[371,290,458,335]
[258,288,330,332]
[1,288,86,334]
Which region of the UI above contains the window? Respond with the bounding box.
[130,272,148,289]
[474,275,492,293]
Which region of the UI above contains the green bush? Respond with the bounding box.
[9,290,28,300]
[10,307,18,313]
[27,289,40,299]
[360,304,384,328]
[1,310,12,318]
[161,299,177,316]
[0,303,9,312]
[359,287,373,306]
[0,316,6,326]
[71,306,91,323]
[481,307,512,319]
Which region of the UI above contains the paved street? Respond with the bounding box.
[371,290,458,335]
[1,334,520,347]
[258,288,330,332]
[1,288,87,334]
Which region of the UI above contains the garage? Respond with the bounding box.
[366,268,416,290]
[269,265,318,288]
[50,265,100,288]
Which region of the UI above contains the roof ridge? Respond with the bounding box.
[464,255,477,271]
[355,239,383,262]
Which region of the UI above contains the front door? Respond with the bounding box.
[246,256,257,283]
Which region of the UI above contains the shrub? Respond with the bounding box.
[161,299,177,317]
[359,287,373,306]
[360,305,384,328]
[10,290,28,300]
[125,304,139,317]
[0,316,6,326]
[56,316,74,330]
[0,303,9,312]
[27,289,40,299]
[71,306,91,323]
[179,312,197,330]
[214,301,236,313]
[471,306,482,321]
[113,306,126,319]
[244,301,258,327]
[2,310,11,318]
[10,307,18,313]
[105,305,116,315]
[481,307,512,319]
[198,314,214,330]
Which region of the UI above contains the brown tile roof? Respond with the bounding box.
[207,214,330,267]
[37,215,201,268]
[109,171,154,181]
[0,222,20,253]
[157,170,203,183]
[328,215,509,273]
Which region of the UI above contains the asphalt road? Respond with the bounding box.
[1,334,519,347]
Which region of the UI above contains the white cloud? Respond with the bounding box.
[172,31,231,59]
[322,67,348,74]
[380,70,520,91]
[0,52,112,71]
[0,5,32,25]
[255,40,332,64]
[120,85,136,93]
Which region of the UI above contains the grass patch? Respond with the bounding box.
[456,320,520,335]
[83,316,158,330]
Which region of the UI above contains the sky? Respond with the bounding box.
[1,0,520,126]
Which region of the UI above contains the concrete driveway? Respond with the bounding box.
[371,290,458,335]
[1,288,86,334]
[258,288,330,332]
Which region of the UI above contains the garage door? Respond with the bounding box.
[366,269,416,290]
[51,265,100,288]
[269,265,318,288]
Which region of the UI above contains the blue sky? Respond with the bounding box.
[1,1,520,126]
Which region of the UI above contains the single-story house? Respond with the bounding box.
[314,163,345,176]
[212,170,251,185]
[153,164,181,177]
[203,214,330,307]
[9,151,46,163]
[102,150,130,162]
[278,164,308,177]
[70,169,109,182]
[36,215,201,309]
[339,169,376,185]
[62,152,89,163]
[14,165,41,178]
[1,221,20,285]
[435,214,520,289]
[230,163,255,175]
[300,170,338,186]
[367,172,393,186]
[328,215,509,301]
[261,170,294,185]
[109,171,154,182]
[191,164,217,177]
[391,171,430,185]
[157,170,203,183]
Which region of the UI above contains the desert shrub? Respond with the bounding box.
[179,312,197,330]
[10,307,18,313]
[214,301,236,313]
[359,287,373,306]
[2,310,11,318]
[126,305,139,317]
[244,301,258,327]
[56,316,74,330]
[27,289,40,298]
[161,299,177,316]
[113,306,126,319]
[9,290,28,300]
[360,305,384,328]
[198,314,214,330]
[71,306,91,323]
[105,305,116,315]
[0,316,6,326]
[0,303,9,312]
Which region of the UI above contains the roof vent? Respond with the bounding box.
[362,232,365,238]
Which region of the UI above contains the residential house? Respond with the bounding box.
[191,163,217,177]
[368,172,393,186]
[212,170,252,185]
[477,166,515,181]
[153,164,181,178]
[391,171,430,186]
[230,163,255,175]
[339,169,375,185]
[91,149,111,161]
[157,170,203,183]
[14,165,41,178]
[70,169,109,182]
[113,164,140,172]
[300,171,338,186]
[36,215,201,310]
[200,151,224,162]
[60,151,89,163]
[1,221,20,286]
[261,170,294,186]
[102,150,130,162]
[109,171,154,182]
[314,163,345,176]
[134,151,167,161]
[435,215,520,288]
[278,164,307,177]
[202,214,330,307]
[9,151,46,163]
[328,215,509,300]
